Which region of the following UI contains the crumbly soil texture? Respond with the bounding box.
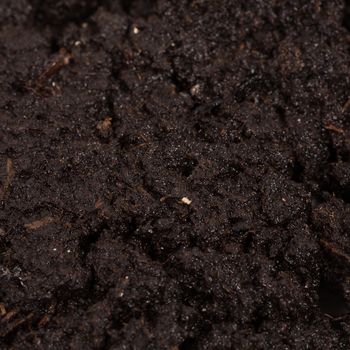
[1,0,350,349]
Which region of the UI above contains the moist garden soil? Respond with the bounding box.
[1,0,350,349]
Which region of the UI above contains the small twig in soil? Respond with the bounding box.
[28,48,73,94]
[38,315,50,327]
[324,313,349,321]
[0,313,34,338]
[37,48,72,85]
[323,124,344,134]
[320,239,350,263]
[38,303,56,328]
[0,304,6,317]
[1,309,18,323]
[24,216,55,231]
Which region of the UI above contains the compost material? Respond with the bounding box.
[1,0,350,348]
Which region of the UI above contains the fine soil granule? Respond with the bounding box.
[1,0,350,349]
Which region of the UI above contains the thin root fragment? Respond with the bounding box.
[324,124,344,134]
[0,313,34,338]
[28,48,73,94]
[320,239,350,263]
[24,216,55,231]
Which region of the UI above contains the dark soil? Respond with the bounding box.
[1,0,350,349]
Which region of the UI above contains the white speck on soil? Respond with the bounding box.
[190,84,201,96]
[181,197,192,205]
